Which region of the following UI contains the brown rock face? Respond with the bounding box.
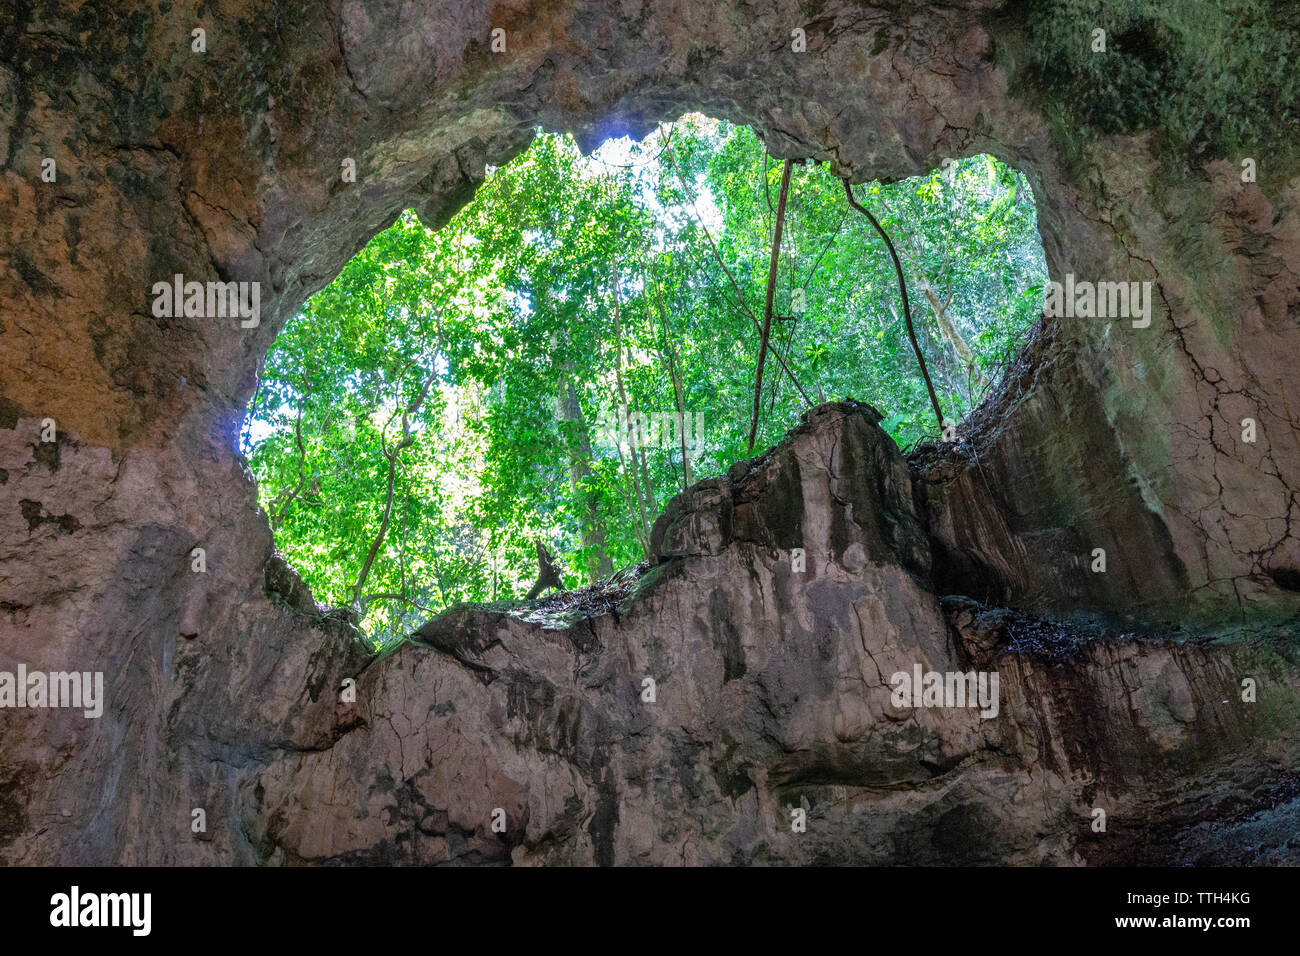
[1,1,1297,864]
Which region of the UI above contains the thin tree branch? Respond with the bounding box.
[763,149,775,216]
[842,180,945,430]
[269,379,312,529]
[350,359,439,614]
[649,262,693,490]
[748,158,794,451]
[610,258,653,555]
[799,217,847,291]
[658,126,814,408]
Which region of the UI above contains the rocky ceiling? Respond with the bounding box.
[1,0,1297,864]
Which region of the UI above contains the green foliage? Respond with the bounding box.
[243,117,1046,649]
[1016,0,1300,174]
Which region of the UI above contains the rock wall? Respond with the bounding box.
[246,405,1300,865]
[1,0,1297,864]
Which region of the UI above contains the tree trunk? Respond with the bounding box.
[748,158,794,451]
[923,286,987,395]
[649,267,692,490]
[557,370,615,582]
[611,260,653,555]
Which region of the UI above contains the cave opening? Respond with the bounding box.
[240,115,1047,649]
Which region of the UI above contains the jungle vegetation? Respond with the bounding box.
[241,116,1047,648]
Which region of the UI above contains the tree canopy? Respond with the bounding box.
[241,116,1047,649]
